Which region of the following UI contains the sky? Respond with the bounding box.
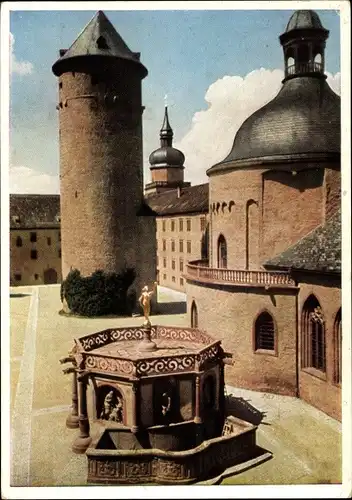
[7,4,341,194]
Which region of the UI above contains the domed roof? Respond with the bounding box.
[285,10,324,32]
[149,107,185,168]
[208,78,340,173]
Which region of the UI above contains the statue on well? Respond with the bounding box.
[139,282,157,324]
[100,390,123,422]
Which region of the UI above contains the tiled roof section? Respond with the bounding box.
[10,194,61,229]
[146,184,209,216]
[264,210,341,273]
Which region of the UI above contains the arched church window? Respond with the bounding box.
[301,295,326,372]
[217,234,227,269]
[254,311,275,352]
[333,308,342,385]
[191,301,198,328]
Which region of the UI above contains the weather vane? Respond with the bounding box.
[164,94,168,107]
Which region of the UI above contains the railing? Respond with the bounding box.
[186,261,296,287]
[286,61,323,77]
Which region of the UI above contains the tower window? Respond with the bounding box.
[59,82,63,89]
[301,295,326,373]
[217,234,227,269]
[333,308,342,385]
[254,311,275,352]
[179,239,184,252]
[47,237,52,246]
[30,232,37,243]
[16,236,23,247]
[30,249,38,260]
[96,36,109,50]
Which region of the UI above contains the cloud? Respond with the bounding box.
[10,166,59,194]
[10,33,34,76]
[174,68,341,185]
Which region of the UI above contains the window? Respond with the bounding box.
[30,232,37,243]
[14,273,21,281]
[163,274,167,280]
[156,256,159,267]
[179,239,184,252]
[162,239,166,251]
[180,278,184,286]
[58,249,62,258]
[179,219,183,231]
[187,241,191,254]
[191,301,198,328]
[217,234,227,269]
[171,220,175,232]
[254,311,275,351]
[34,274,39,280]
[47,237,52,246]
[30,249,38,260]
[171,240,175,252]
[333,308,342,385]
[301,295,326,372]
[172,276,176,283]
[163,258,167,268]
[58,231,61,242]
[179,259,184,272]
[200,217,206,232]
[172,260,176,270]
[186,219,191,231]
[162,220,166,232]
[16,236,22,247]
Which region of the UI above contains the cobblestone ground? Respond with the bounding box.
[5,285,343,493]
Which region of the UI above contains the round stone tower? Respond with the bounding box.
[52,11,156,305]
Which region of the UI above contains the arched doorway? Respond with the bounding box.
[217,234,227,269]
[44,268,58,284]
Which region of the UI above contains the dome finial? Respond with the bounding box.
[160,103,173,146]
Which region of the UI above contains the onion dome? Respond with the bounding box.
[207,10,340,176]
[149,107,185,168]
[52,11,147,78]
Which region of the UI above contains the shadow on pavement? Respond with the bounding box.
[226,395,270,426]
[156,301,187,315]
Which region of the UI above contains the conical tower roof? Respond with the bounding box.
[52,11,147,77]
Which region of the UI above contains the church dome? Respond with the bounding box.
[149,147,185,167]
[207,10,340,175]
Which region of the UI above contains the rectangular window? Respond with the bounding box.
[30,232,37,243]
[171,240,175,252]
[30,249,37,260]
[172,276,176,283]
[180,278,184,286]
[187,241,191,253]
[34,274,39,280]
[179,239,184,252]
[163,239,166,251]
[47,237,52,246]
[162,220,166,232]
[58,249,61,258]
[186,219,191,231]
[163,258,167,268]
[179,218,183,231]
[171,220,175,232]
[14,273,21,281]
[200,217,206,232]
[180,259,184,272]
[163,274,167,280]
[58,231,61,242]
[172,260,175,270]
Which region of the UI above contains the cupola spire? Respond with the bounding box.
[279,10,329,83]
[160,106,173,147]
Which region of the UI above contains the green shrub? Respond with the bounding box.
[61,268,136,317]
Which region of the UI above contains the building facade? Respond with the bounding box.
[10,195,62,286]
[184,10,342,421]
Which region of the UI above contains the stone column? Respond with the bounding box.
[72,373,92,453]
[66,369,79,429]
[131,382,139,434]
[194,374,202,424]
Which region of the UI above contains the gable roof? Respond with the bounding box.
[146,184,209,216]
[10,194,61,229]
[264,210,341,273]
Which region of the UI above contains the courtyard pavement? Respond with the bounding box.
[3,284,346,496]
